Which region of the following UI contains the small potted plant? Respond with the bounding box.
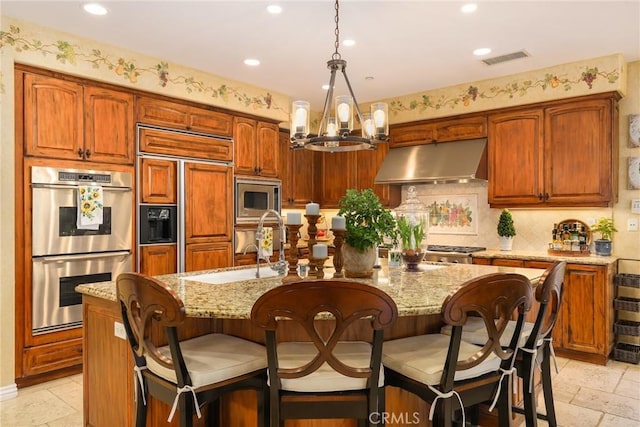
[397,216,426,271]
[337,189,397,278]
[590,217,617,256]
[497,209,516,251]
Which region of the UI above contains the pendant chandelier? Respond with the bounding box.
[289,0,389,152]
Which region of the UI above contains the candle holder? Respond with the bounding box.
[305,214,321,274]
[285,223,303,280]
[309,256,328,279]
[331,228,345,278]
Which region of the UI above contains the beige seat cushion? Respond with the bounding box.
[147,333,267,389]
[382,334,500,386]
[275,341,383,392]
[440,318,536,348]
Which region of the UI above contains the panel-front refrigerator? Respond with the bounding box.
[136,125,234,276]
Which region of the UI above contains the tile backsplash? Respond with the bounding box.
[408,182,612,251]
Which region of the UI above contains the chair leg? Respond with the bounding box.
[497,375,514,427]
[134,386,147,427]
[521,352,538,427]
[179,393,195,427]
[540,346,557,427]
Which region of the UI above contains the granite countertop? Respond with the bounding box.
[472,249,617,266]
[76,262,545,320]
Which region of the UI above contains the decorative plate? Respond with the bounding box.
[629,156,640,190]
[630,114,640,147]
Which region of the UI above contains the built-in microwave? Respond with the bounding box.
[235,177,281,223]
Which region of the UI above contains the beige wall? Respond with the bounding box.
[0,15,637,391]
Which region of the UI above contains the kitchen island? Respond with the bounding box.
[77,262,545,427]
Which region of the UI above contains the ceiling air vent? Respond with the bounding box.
[481,50,530,66]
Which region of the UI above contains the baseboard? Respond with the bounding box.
[0,383,18,401]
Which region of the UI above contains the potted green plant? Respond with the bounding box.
[337,188,397,278]
[590,217,617,256]
[497,209,516,251]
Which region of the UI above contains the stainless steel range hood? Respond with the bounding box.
[374,138,488,184]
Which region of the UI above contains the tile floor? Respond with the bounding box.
[1,357,639,426]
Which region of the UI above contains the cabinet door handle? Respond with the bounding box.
[544,193,549,201]
[538,193,544,200]
[77,148,84,158]
[84,149,91,158]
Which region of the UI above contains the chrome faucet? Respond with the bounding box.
[255,209,288,278]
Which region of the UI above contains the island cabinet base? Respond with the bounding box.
[83,295,510,426]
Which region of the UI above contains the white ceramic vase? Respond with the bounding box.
[499,236,514,251]
[342,244,376,278]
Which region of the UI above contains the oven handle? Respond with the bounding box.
[32,183,132,191]
[37,251,131,263]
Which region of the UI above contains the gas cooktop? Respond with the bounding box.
[426,245,487,254]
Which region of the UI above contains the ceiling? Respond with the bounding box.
[3,1,640,109]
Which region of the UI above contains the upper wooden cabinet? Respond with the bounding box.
[389,115,487,147]
[280,130,315,207]
[233,117,280,178]
[138,126,233,162]
[355,143,400,207]
[316,151,357,207]
[136,96,233,137]
[22,72,134,164]
[139,157,177,204]
[312,143,399,208]
[488,93,618,208]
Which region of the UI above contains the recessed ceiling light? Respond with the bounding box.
[473,47,492,56]
[244,59,260,66]
[461,3,478,14]
[266,5,282,14]
[83,3,107,15]
[343,39,356,47]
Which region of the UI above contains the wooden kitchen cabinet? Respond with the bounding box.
[316,151,357,207]
[355,143,400,207]
[553,263,614,364]
[472,256,614,364]
[139,244,177,276]
[185,242,233,272]
[21,71,134,164]
[184,162,233,244]
[488,93,618,208]
[136,95,233,137]
[140,157,177,204]
[280,130,315,207]
[234,117,280,178]
[389,114,487,147]
[139,126,233,162]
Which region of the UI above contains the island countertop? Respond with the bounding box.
[76,262,545,319]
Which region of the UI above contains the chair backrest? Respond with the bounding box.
[117,272,191,386]
[251,279,398,389]
[440,273,532,387]
[523,261,566,350]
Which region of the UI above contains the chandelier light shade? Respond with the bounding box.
[289,0,389,152]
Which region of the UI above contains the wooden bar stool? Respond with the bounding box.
[117,272,269,427]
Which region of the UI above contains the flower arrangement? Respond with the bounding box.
[397,215,426,255]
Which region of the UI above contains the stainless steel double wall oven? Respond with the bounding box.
[31,166,133,334]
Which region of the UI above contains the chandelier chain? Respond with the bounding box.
[332,0,341,60]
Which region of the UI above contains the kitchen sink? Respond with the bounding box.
[185,268,280,284]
